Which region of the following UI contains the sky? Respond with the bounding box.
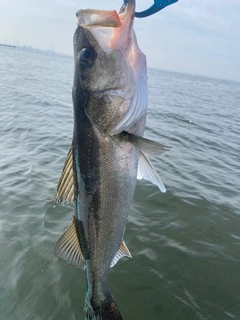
[1,0,240,82]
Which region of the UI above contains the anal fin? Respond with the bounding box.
[54,216,85,270]
[53,145,74,207]
[110,241,132,268]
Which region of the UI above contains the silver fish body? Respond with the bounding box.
[54,1,169,319]
[73,116,145,319]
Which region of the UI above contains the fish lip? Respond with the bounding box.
[119,0,135,16]
[76,0,135,28]
[76,9,121,28]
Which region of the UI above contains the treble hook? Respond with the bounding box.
[124,0,178,18]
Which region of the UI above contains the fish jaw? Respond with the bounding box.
[74,0,148,136]
[76,1,135,53]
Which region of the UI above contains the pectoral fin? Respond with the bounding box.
[114,131,171,156]
[55,216,85,270]
[53,145,74,207]
[110,241,132,268]
[137,151,166,193]
[113,131,168,192]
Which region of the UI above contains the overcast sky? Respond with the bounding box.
[1,0,240,82]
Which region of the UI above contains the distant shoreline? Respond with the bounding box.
[0,44,16,48]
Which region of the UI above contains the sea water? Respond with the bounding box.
[0,46,240,320]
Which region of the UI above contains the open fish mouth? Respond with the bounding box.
[76,0,134,28]
[76,0,135,52]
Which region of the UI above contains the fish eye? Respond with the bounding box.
[79,47,96,65]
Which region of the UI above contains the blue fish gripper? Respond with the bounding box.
[124,0,178,18]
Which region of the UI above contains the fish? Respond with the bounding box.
[53,1,170,319]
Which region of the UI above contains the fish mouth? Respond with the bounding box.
[76,0,135,28]
[76,1,135,52]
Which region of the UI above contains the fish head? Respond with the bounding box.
[73,0,148,136]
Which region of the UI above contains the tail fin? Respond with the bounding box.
[84,296,124,320]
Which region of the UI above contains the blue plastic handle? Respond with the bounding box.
[124,0,178,18]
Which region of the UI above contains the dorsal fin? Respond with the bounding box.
[53,145,74,207]
[54,216,85,270]
[110,241,132,268]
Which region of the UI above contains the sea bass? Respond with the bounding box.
[53,1,169,319]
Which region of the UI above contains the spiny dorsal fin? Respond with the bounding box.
[137,151,166,193]
[54,216,85,270]
[53,145,74,207]
[110,241,132,268]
